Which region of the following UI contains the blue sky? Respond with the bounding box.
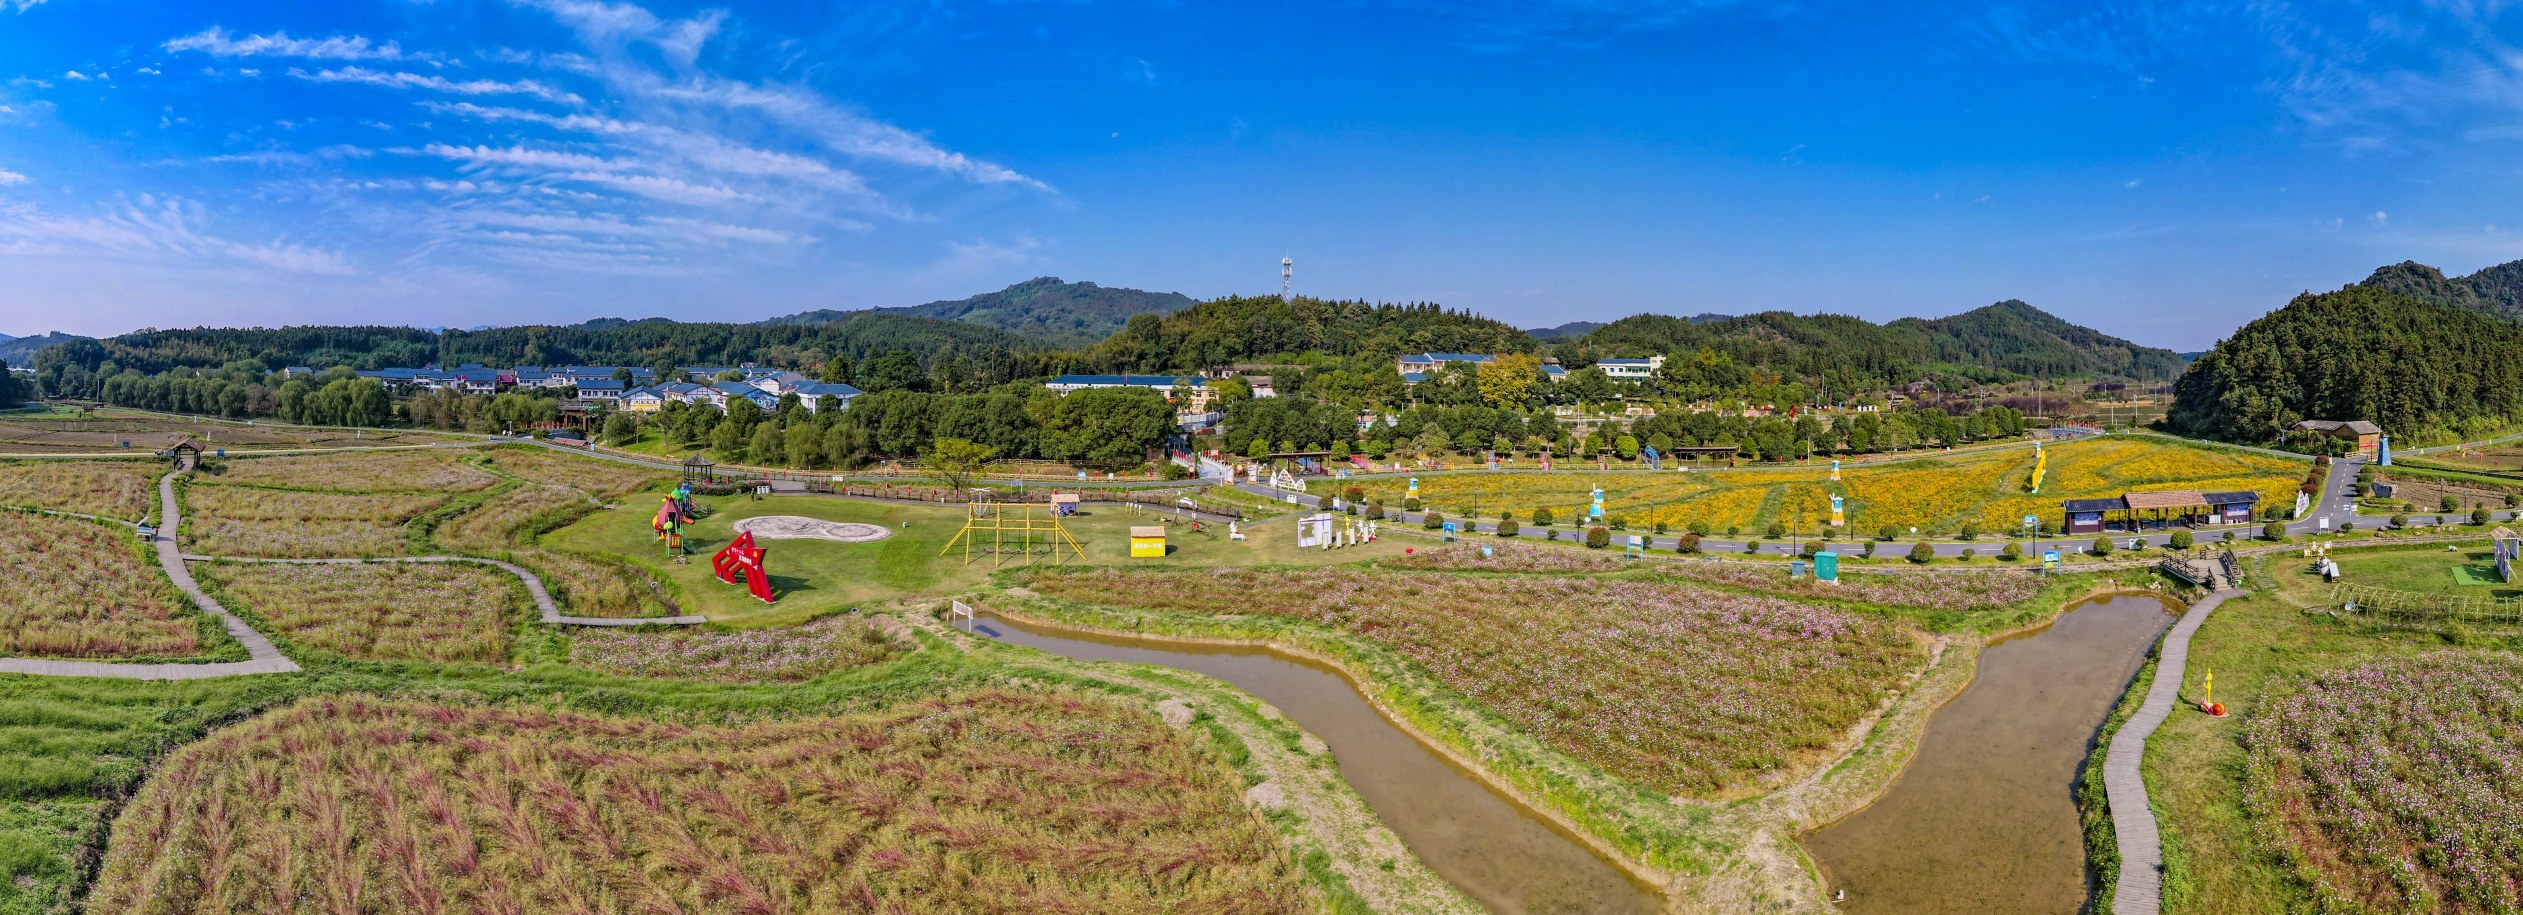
[1,1,2518,349]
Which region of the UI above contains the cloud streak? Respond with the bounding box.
[166,27,422,62]
[291,67,583,105]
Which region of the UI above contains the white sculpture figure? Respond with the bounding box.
[1229,521,1245,541]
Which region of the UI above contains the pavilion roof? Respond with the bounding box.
[2121,489,2209,511]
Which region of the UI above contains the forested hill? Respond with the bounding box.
[1088,296,1537,372]
[2166,284,2523,445]
[1552,301,2179,392]
[439,313,1035,376]
[0,332,90,366]
[1891,300,2185,380]
[2354,258,2523,322]
[762,277,1196,347]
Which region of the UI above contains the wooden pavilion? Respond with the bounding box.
[158,437,204,468]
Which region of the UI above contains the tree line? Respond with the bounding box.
[2168,284,2523,447]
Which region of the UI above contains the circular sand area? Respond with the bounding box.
[731,516,894,543]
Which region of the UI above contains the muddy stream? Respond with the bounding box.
[973,611,1666,915]
[1800,593,2178,915]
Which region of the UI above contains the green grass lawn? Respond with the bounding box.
[544,493,1408,627]
[2149,543,2523,914]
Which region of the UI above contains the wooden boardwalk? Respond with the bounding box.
[2105,585,2242,914]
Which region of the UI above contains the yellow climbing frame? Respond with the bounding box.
[939,501,1087,566]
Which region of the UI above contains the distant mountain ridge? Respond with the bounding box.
[2355,258,2523,322]
[763,277,1196,347]
[1558,300,2183,384]
[0,332,92,366]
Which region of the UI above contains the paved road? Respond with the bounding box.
[0,463,302,680]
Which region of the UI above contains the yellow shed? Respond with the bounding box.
[1129,525,1166,558]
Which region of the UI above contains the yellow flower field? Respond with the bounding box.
[1351,436,2304,535]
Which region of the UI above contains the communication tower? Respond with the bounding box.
[1281,255,1293,301]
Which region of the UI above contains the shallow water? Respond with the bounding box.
[974,612,1665,915]
[1800,593,2178,915]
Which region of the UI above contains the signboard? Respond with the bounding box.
[2042,549,2062,572]
[2295,490,2310,519]
[1442,520,1458,543]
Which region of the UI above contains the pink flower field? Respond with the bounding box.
[1024,566,1929,795]
[2242,652,2523,914]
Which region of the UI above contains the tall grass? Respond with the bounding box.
[197,561,524,664]
[181,485,444,558]
[0,514,220,660]
[88,692,1303,914]
[209,451,498,493]
[0,460,158,519]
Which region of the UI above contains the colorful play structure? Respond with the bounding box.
[711,531,775,604]
[652,487,698,561]
[940,497,1086,566]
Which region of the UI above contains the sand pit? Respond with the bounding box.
[731,516,894,543]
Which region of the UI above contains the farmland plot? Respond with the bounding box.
[1024,567,1928,795]
[431,483,591,554]
[88,692,1302,914]
[0,514,212,659]
[1359,437,2302,536]
[479,446,670,498]
[196,561,522,664]
[212,450,497,493]
[181,486,444,558]
[1384,543,2044,612]
[0,460,158,519]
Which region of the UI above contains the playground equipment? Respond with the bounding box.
[1643,446,1660,470]
[941,499,1086,566]
[710,531,776,604]
[2200,669,2227,717]
[1130,525,1167,558]
[652,492,695,541]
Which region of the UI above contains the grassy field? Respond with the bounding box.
[2149,541,2523,914]
[1020,565,1930,796]
[180,485,446,558]
[542,493,1407,627]
[87,691,1304,914]
[0,460,160,520]
[476,445,672,499]
[0,514,236,661]
[569,615,902,682]
[1353,436,2303,537]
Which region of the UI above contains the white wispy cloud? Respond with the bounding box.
[515,0,726,65]
[165,26,421,62]
[2,0,46,12]
[292,67,583,105]
[0,167,26,185]
[639,75,1047,189]
[0,196,354,275]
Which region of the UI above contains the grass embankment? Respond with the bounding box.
[2146,542,2523,914]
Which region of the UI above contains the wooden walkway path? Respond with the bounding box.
[2104,585,2242,914]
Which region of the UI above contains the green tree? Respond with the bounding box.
[926,437,999,497]
[1908,541,1934,563]
[1041,388,1174,471]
